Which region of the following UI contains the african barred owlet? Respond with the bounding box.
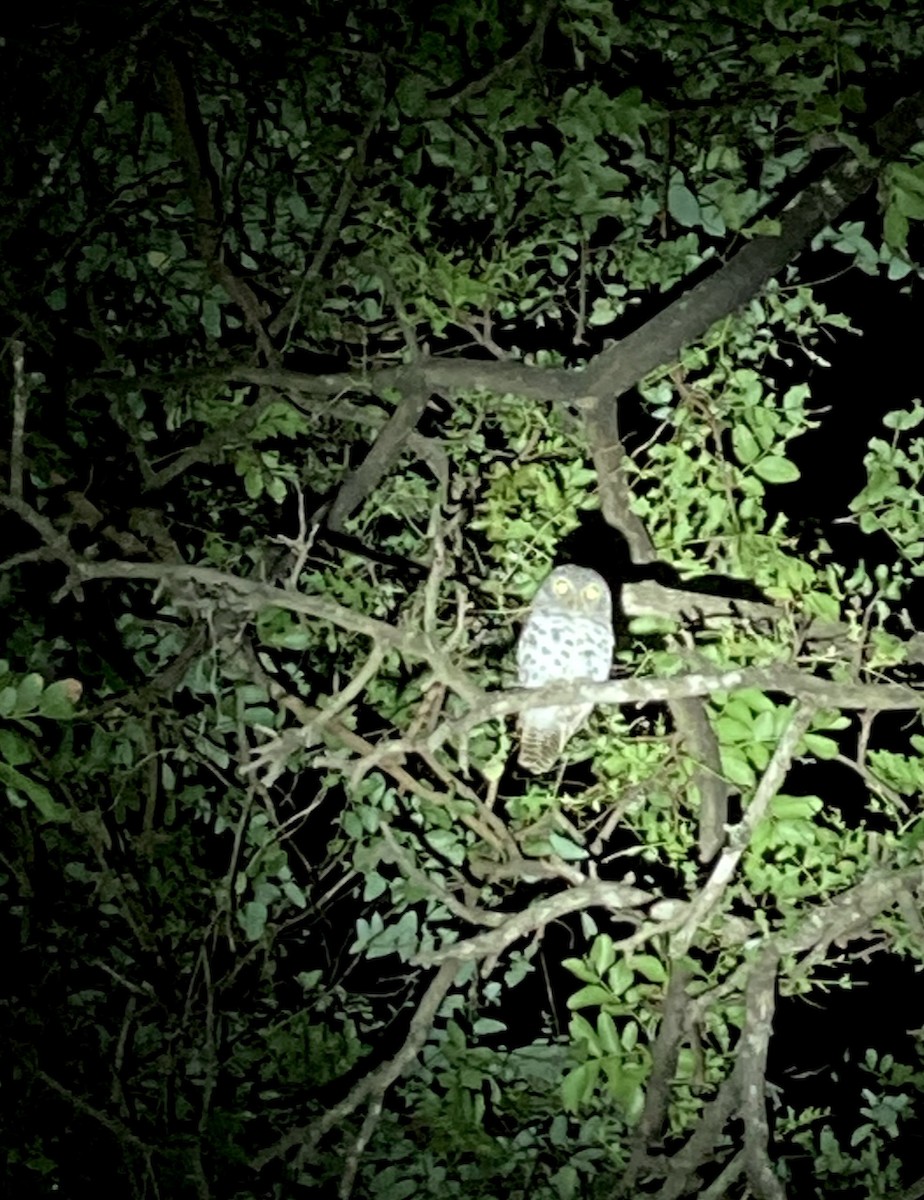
[516,565,614,774]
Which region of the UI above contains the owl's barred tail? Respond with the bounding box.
[517,730,563,775]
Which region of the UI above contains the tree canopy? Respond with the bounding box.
[2,2,924,1198]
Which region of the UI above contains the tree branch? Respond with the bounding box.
[740,948,786,1200]
[326,371,433,532]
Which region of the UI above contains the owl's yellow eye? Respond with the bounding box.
[583,583,601,601]
[552,576,572,596]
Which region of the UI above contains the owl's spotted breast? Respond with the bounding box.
[517,611,609,686]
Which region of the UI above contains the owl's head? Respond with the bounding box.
[534,565,613,619]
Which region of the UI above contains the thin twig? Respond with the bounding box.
[9,338,27,499]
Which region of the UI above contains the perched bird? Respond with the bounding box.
[515,565,614,773]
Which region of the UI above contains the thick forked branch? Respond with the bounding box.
[200,81,924,418]
[642,864,924,1199]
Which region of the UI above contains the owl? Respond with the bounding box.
[515,565,615,774]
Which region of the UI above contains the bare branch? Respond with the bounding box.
[647,1075,741,1200]
[740,948,786,1200]
[198,81,924,417]
[379,821,505,929]
[270,89,387,342]
[35,1070,151,1152]
[0,492,78,564]
[624,961,695,1189]
[584,83,924,404]
[8,338,27,499]
[157,53,277,364]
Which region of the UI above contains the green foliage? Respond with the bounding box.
[850,402,924,578]
[561,935,667,1120]
[0,662,80,822]
[632,308,846,597]
[784,1048,924,1198]
[3,2,924,1198]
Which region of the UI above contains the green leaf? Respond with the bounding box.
[0,728,32,766]
[887,255,913,280]
[588,297,619,326]
[890,162,924,197]
[667,182,701,227]
[745,217,782,237]
[282,881,307,908]
[884,204,909,251]
[722,748,756,788]
[604,1061,647,1120]
[472,1017,506,1035]
[550,1164,579,1200]
[549,832,588,860]
[883,403,924,431]
[896,188,924,220]
[425,827,465,865]
[363,872,388,901]
[606,959,634,998]
[632,954,667,984]
[801,733,840,759]
[850,1122,873,1147]
[590,934,616,976]
[597,1011,621,1055]
[567,985,614,1010]
[563,957,602,984]
[771,794,823,820]
[754,455,800,483]
[569,1012,599,1050]
[733,425,761,465]
[244,467,264,499]
[561,1061,600,1112]
[201,297,222,338]
[0,762,70,822]
[240,901,268,940]
[38,679,81,719]
[16,673,44,713]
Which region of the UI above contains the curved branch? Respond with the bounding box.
[205,81,924,414]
